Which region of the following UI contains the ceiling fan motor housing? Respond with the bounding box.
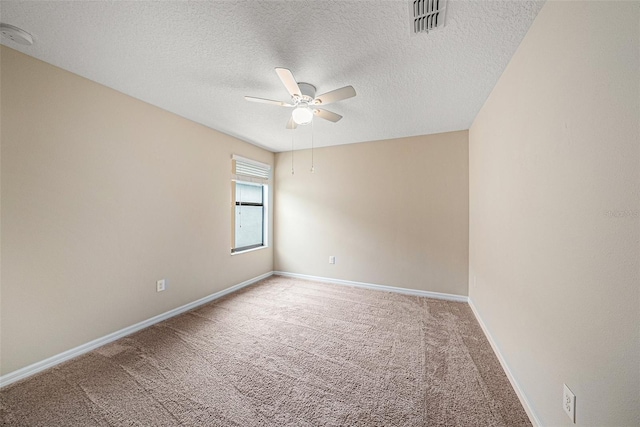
[296,83,316,103]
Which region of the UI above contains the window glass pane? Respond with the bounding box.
[235,205,263,249]
[236,183,263,204]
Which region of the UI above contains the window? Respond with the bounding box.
[231,156,270,254]
[233,182,266,252]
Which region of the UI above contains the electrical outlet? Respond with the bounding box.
[156,279,166,292]
[563,384,576,423]
[329,256,336,264]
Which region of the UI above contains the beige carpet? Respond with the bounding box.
[0,276,531,426]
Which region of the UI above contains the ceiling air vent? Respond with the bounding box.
[410,0,447,35]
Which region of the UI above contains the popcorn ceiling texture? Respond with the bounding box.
[0,0,544,152]
[0,276,531,426]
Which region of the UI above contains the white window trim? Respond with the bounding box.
[230,245,269,256]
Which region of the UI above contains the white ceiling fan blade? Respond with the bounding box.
[314,108,342,123]
[275,68,301,98]
[244,96,293,107]
[314,86,356,105]
[286,116,298,129]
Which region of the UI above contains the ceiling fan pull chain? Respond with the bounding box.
[311,119,315,173]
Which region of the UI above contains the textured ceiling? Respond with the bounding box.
[0,0,544,152]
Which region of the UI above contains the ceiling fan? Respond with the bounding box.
[245,68,356,129]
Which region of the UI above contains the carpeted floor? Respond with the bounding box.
[0,276,531,426]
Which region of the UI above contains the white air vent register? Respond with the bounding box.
[410,0,447,34]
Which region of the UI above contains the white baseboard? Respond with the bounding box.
[273,271,468,303]
[468,298,542,427]
[0,271,274,389]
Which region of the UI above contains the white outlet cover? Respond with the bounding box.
[329,256,336,264]
[563,383,576,423]
[156,279,166,292]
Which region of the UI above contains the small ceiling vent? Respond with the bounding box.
[410,0,447,35]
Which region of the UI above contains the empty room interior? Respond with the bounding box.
[1,1,638,426]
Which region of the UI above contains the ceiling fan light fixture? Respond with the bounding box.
[292,106,313,125]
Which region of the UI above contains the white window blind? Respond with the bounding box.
[232,155,271,182]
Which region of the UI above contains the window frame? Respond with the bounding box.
[231,179,269,254]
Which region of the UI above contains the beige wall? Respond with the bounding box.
[274,131,469,296]
[469,2,639,426]
[0,47,274,375]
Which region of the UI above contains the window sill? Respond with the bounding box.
[231,245,269,256]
